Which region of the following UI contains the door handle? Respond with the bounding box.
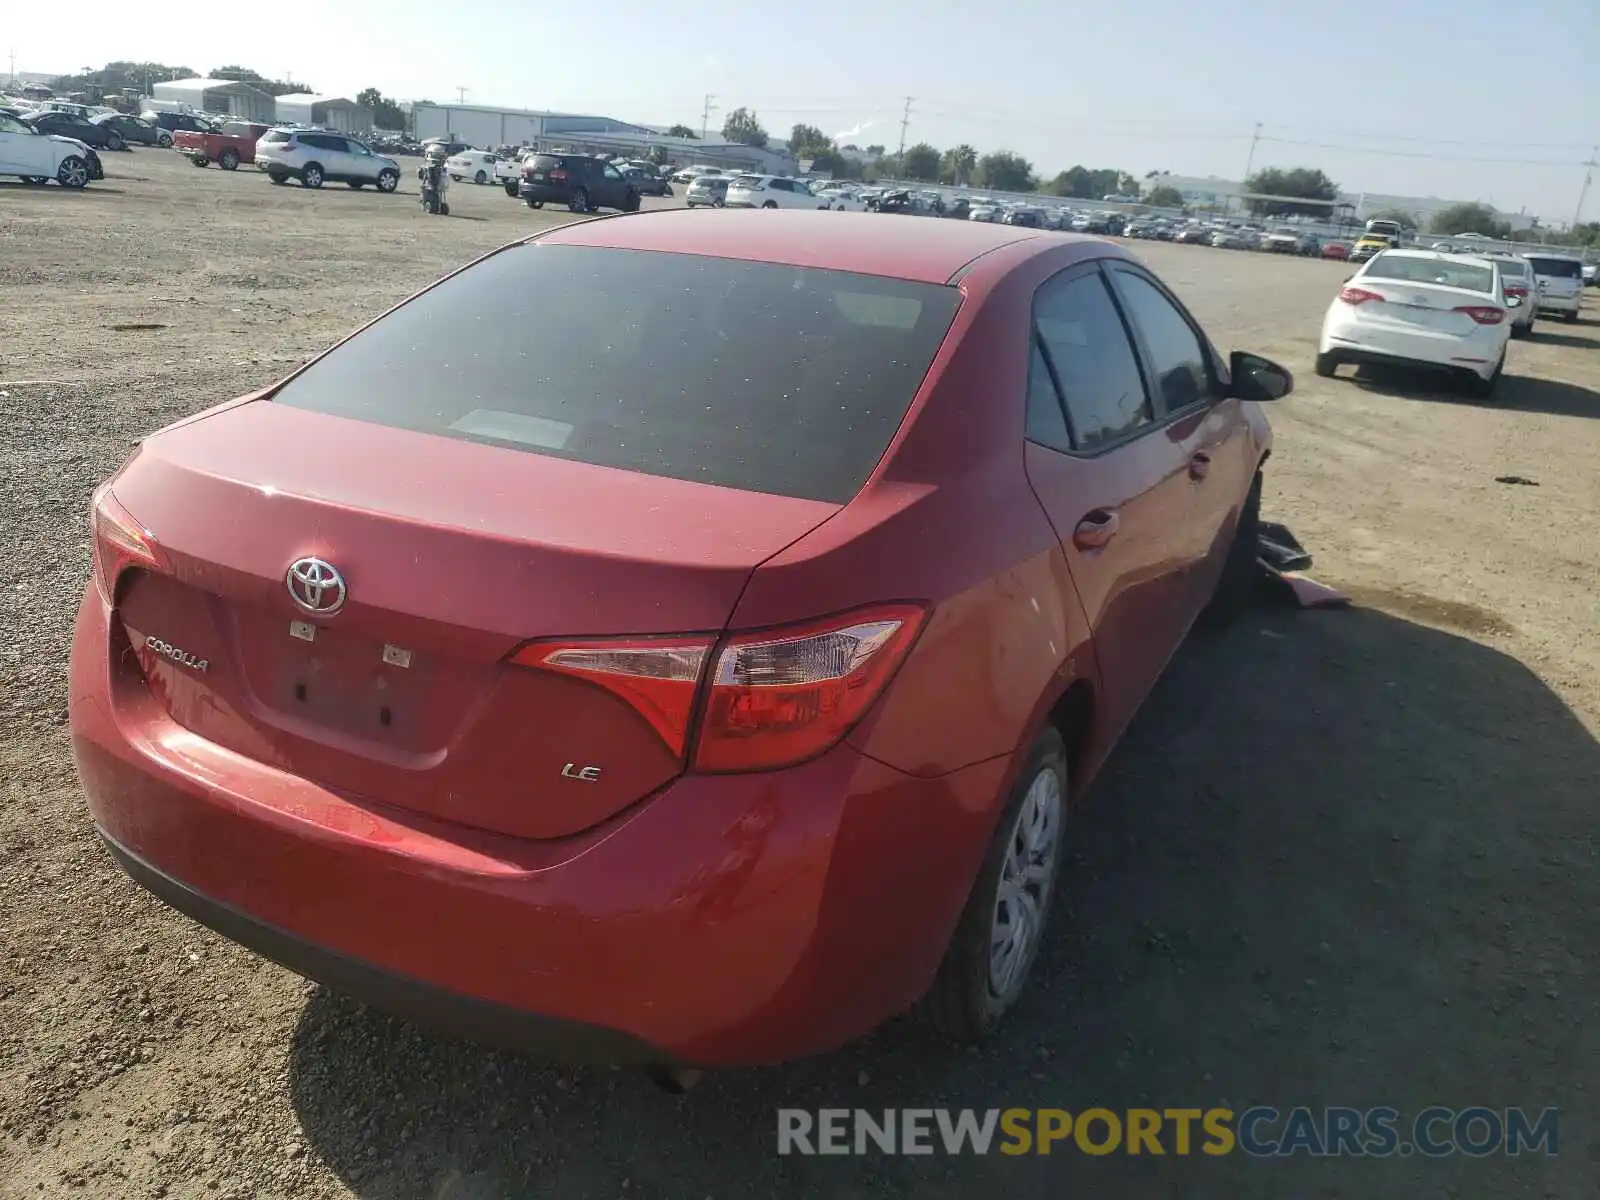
[1073,509,1120,550]
[1189,451,1212,481]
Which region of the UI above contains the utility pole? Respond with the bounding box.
[701,94,717,141]
[455,86,469,105]
[1574,144,1598,232]
[896,96,913,163]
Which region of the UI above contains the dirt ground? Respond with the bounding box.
[2,148,1597,1199]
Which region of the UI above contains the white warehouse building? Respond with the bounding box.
[149,77,276,123]
[412,102,796,174]
[274,93,372,132]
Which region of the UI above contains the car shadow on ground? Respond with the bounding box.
[1346,363,1600,418]
[288,602,1599,1200]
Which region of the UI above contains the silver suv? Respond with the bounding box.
[255,128,401,192]
[1523,254,1584,323]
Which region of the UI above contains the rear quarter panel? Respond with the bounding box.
[730,239,1128,789]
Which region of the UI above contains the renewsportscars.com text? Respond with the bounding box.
[777,1106,1559,1158]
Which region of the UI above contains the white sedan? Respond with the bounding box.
[814,185,867,211]
[724,174,818,209]
[0,111,95,187]
[1316,249,1514,397]
[445,150,500,184]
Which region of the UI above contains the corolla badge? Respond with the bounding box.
[143,636,208,674]
[285,557,347,615]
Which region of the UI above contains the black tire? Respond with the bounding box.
[300,163,324,189]
[761,200,778,209]
[503,181,518,198]
[1200,473,1262,630]
[347,180,364,189]
[623,190,641,213]
[713,198,725,208]
[1313,352,1338,378]
[21,175,47,186]
[474,170,487,185]
[569,187,589,213]
[157,133,172,148]
[1465,353,1504,399]
[55,155,90,189]
[1565,310,1580,324]
[219,149,239,171]
[268,171,287,185]
[525,197,543,209]
[376,169,398,193]
[191,155,209,167]
[107,132,125,152]
[663,184,674,196]
[440,202,449,216]
[918,728,1068,1042]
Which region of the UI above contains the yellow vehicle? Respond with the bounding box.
[1349,233,1396,264]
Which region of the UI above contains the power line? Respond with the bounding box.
[896,96,913,160]
[1257,134,1588,167]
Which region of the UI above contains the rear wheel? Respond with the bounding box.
[190,155,209,167]
[503,180,518,197]
[1565,310,1580,324]
[1313,352,1338,377]
[761,200,778,209]
[106,132,125,152]
[623,190,641,213]
[525,197,543,209]
[219,149,239,170]
[919,728,1067,1042]
[268,171,288,185]
[569,187,589,213]
[474,169,487,185]
[1465,353,1504,399]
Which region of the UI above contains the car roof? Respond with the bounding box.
[538,209,1081,284]
[1375,248,1497,267]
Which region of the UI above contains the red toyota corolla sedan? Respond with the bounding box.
[71,211,1290,1070]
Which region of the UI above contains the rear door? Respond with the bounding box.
[1105,261,1253,604]
[600,162,628,207]
[1021,262,1201,742]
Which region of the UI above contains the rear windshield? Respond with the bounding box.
[1524,257,1582,278]
[270,245,963,503]
[1496,259,1529,277]
[1364,254,1494,293]
[262,129,292,143]
[529,155,569,169]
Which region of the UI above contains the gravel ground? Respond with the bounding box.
[2,149,1597,1199]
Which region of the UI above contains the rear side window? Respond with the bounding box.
[1109,268,1216,414]
[270,245,963,504]
[1032,270,1152,451]
[262,129,292,143]
[1525,257,1582,279]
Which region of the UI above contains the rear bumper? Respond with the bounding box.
[1534,292,1580,314]
[70,586,1005,1066]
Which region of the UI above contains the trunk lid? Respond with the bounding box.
[1349,281,1497,336]
[110,401,840,840]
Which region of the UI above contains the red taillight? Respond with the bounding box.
[1338,286,1384,305]
[550,169,568,181]
[508,604,927,772]
[90,482,158,605]
[694,604,926,773]
[1504,286,1528,298]
[512,637,713,758]
[1454,306,1505,325]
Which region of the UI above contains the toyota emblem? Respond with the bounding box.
[285,557,347,615]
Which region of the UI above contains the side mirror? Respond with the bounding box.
[1229,351,1293,402]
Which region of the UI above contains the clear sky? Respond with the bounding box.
[10,0,1598,220]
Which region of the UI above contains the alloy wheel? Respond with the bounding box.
[988,766,1062,1000]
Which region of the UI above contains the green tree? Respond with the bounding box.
[210,65,305,96]
[941,143,977,185]
[1243,166,1340,216]
[864,144,885,158]
[721,107,768,148]
[788,123,830,155]
[1049,165,1124,199]
[808,147,855,179]
[900,142,941,181]
[977,150,1036,192]
[665,124,699,139]
[1145,185,1185,209]
[355,88,407,131]
[1117,172,1141,196]
[48,61,195,100]
[1429,202,1511,238]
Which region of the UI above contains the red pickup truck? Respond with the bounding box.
[173,122,270,171]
